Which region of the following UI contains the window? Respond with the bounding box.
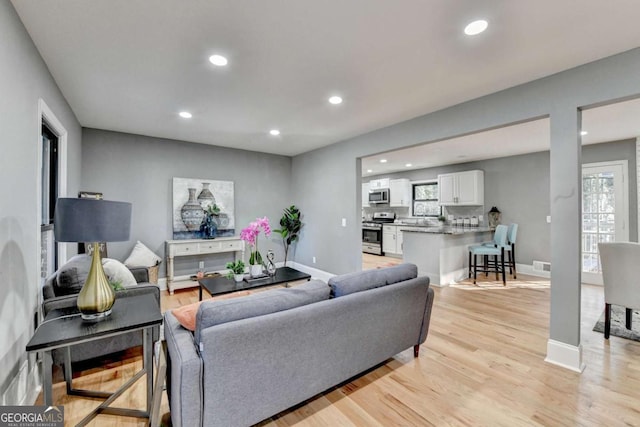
[413,182,440,217]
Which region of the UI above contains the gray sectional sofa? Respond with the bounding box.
[164,263,434,427]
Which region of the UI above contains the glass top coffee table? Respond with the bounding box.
[198,266,311,301]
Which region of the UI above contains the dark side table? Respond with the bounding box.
[26,292,162,426]
[199,266,311,301]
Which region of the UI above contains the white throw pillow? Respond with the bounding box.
[124,241,162,268]
[102,258,137,288]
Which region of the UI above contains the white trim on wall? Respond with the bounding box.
[545,339,585,373]
[636,137,640,242]
[38,98,68,266]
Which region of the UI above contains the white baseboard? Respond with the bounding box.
[288,262,335,282]
[2,358,41,406]
[545,339,585,373]
[516,263,551,279]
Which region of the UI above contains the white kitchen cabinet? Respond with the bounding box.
[382,225,397,254]
[390,179,411,207]
[369,178,390,190]
[382,225,403,255]
[362,182,370,207]
[438,170,484,206]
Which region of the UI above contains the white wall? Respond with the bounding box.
[0,2,82,403]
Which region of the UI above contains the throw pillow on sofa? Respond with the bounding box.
[172,291,252,331]
[124,240,162,268]
[55,255,91,296]
[102,258,137,288]
[55,254,137,295]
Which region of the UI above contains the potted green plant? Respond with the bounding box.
[274,205,303,267]
[226,260,246,282]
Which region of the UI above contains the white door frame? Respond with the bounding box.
[37,99,68,280]
[581,160,629,285]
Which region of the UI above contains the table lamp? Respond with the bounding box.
[54,198,132,320]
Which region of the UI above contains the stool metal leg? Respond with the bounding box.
[473,254,477,284]
[468,251,472,279]
[501,248,506,285]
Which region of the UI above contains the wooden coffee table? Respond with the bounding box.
[198,266,311,301]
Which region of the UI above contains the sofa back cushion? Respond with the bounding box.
[195,279,330,343]
[328,263,418,297]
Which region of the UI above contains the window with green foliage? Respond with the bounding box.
[413,182,440,217]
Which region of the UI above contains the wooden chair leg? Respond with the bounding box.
[473,254,477,284]
[501,248,506,285]
[484,255,489,277]
[512,244,517,279]
[413,345,420,357]
[468,251,472,279]
[508,251,513,275]
[494,255,499,281]
[605,303,611,339]
[626,308,633,330]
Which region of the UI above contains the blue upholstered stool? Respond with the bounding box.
[482,223,518,278]
[469,224,508,285]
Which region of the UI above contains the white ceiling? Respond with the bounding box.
[362,97,640,176]
[12,0,640,156]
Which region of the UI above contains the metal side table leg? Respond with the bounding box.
[43,350,53,406]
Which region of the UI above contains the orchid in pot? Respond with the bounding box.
[240,216,271,277]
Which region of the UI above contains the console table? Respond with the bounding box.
[165,237,245,294]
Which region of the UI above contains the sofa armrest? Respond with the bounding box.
[128,266,150,283]
[42,294,78,318]
[164,312,203,427]
[418,286,435,344]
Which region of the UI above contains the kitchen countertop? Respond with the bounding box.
[399,225,492,235]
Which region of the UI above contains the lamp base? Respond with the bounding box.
[81,309,112,321]
[77,243,116,321]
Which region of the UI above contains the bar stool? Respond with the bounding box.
[482,223,518,278]
[468,224,508,285]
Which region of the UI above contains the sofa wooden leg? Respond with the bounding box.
[413,345,420,357]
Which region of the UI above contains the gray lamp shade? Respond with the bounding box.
[54,198,132,243]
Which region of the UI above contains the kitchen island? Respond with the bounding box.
[401,226,492,286]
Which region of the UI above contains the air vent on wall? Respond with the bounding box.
[533,260,551,272]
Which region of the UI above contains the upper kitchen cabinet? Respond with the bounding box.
[362,182,370,207]
[390,179,411,207]
[438,170,484,206]
[369,178,390,190]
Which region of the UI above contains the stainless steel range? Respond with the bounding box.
[362,212,396,255]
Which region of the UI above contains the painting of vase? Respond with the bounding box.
[172,177,235,239]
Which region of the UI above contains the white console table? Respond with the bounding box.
[165,237,245,294]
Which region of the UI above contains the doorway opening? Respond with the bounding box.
[581,161,629,285]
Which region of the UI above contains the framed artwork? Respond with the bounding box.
[172,178,235,239]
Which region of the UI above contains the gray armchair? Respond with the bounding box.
[598,242,640,339]
[42,261,160,365]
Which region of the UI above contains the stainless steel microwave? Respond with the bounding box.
[368,188,389,204]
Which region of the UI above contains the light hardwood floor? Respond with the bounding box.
[39,273,640,426]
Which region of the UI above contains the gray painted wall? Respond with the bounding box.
[365,139,638,266]
[0,2,82,403]
[291,48,640,352]
[81,129,293,278]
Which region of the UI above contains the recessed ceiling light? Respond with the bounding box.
[179,111,192,119]
[209,54,228,66]
[580,131,588,136]
[464,20,488,36]
[380,159,387,163]
[269,129,280,136]
[328,96,343,105]
[405,163,412,167]
[367,169,373,173]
